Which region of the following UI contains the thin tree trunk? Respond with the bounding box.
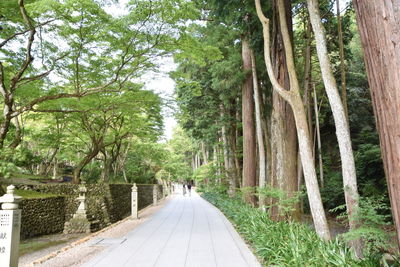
[73,148,100,184]
[299,13,313,213]
[303,16,313,144]
[250,50,267,208]
[337,0,348,121]
[241,37,257,205]
[52,157,58,180]
[44,148,59,176]
[234,101,242,188]
[122,169,128,183]
[256,0,331,240]
[201,141,208,165]
[191,152,195,171]
[9,114,23,149]
[352,0,400,249]
[307,0,361,253]
[313,84,324,188]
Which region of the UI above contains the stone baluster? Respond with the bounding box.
[131,183,138,219]
[0,185,22,267]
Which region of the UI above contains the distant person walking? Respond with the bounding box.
[187,183,192,196]
[182,184,186,196]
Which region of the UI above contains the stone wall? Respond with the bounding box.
[11,183,165,239]
[19,196,65,239]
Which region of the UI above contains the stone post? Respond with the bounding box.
[0,185,22,267]
[162,181,168,198]
[63,182,90,234]
[131,183,138,219]
[153,184,158,206]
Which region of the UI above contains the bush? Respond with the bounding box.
[331,196,395,256]
[202,191,380,266]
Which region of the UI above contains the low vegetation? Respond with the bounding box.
[202,191,384,266]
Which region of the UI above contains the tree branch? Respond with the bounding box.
[0,62,6,98]
[16,52,70,86]
[11,88,118,117]
[0,19,55,49]
[255,0,293,102]
[10,0,37,92]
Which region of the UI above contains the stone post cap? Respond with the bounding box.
[132,183,137,191]
[0,185,22,210]
[79,184,87,193]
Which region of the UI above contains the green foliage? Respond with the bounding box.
[202,192,380,266]
[355,144,386,197]
[331,197,394,256]
[258,186,304,220]
[0,147,39,178]
[162,127,194,181]
[192,163,214,184]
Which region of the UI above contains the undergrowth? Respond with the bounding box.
[202,191,382,267]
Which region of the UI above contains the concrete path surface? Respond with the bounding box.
[84,191,262,267]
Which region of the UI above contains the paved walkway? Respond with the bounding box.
[84,191,262,267]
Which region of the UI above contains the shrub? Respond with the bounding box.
[331,196,395,256]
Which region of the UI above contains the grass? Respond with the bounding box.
[14,189,59,199]
[10,172,49,180]
[19,233,86,256]
[202,191,382,267]
[19,240,66,256]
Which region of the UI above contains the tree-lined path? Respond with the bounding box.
[84,191,261,267]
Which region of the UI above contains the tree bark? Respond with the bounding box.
[73,137,102,184]
[313,84,324,187]
[270,0,299,221]
[337,0,349,121]
[201,141,208,165]
[352,0,400,249]
[221,106,236,196]
[307,0,361,254]
[250,50,267,208]
[256,0,331,240]
[241,37,257,205]
[73,148,99,184]
[9,114,23,149]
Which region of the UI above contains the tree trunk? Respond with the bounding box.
[101,156,113,183]
[303,16,313,145]
[73,144,101,184]
[313,84,324,187]
[256,0,331,240]
[44,148,59,176]
[9,115,23,149]
[234,100,242,187]
[201,141,208,165]
[270,0,299,221]
[52,157,58,180]
[241,37,257,205]
[0,115,12,149]
[299,16,312,212]
[307,0,361,254]
[221,107,236,196]
[337,0,349,121]
[250,50,267,208]
[352,0,400,249]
